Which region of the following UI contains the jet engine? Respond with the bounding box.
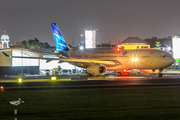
[140,69,158,74]
[87,63,107,76]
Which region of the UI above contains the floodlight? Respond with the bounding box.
[79,46,84,51]
[167,47,171,51]
[131,58,134,61]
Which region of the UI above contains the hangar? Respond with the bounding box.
[0,48,42,75]
[0,48,81,76]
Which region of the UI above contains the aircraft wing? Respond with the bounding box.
[59,58,121,65]
[2,52,122,66]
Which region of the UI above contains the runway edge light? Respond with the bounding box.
[18,78,22,83]
[1,86,3,91]
[51,76,57,80]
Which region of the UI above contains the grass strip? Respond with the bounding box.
[1,86,180,120]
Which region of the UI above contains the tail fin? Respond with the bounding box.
[51,23,72,51]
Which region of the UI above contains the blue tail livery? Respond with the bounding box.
[51,23,72,52]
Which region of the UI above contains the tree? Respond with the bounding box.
[144,37,158,48]
[15,38,51,49]
[16,40,27,48]
[144,36,172,48]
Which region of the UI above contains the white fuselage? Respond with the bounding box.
[67,48,175,70]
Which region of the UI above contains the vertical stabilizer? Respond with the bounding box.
[51,23,72,51]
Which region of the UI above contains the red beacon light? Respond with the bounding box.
[124,69,127,72]
[116,47,121,52]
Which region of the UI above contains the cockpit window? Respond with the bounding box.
[163,55,171,58]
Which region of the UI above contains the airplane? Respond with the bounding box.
[2,23,175,77]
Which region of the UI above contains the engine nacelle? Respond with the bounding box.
[87,63,107,76]
[140,69,158,74]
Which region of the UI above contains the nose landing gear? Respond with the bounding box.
[158,69,163,77]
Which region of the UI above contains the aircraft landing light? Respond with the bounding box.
[131,58,138,62]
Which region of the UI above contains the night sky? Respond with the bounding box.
[1,0,180,46]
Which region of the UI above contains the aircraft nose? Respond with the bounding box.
[171,56,175,64]
[173,57,175,63]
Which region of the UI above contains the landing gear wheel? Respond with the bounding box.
[117,72,121,76]
[158,73,163,77]
[158,69,163,77]
[88,73,92,77]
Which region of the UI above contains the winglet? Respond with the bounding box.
[2,52,12,58]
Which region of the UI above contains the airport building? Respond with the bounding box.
[172,36,180,59]
[0,48,82,76]
[0,47,81,76]
[0,48,41,75]
[117,37,150,50]
[85,30,96,48]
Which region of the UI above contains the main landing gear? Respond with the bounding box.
[158,69,163,77]
[88,73,96,77]
[88,73,92,77]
